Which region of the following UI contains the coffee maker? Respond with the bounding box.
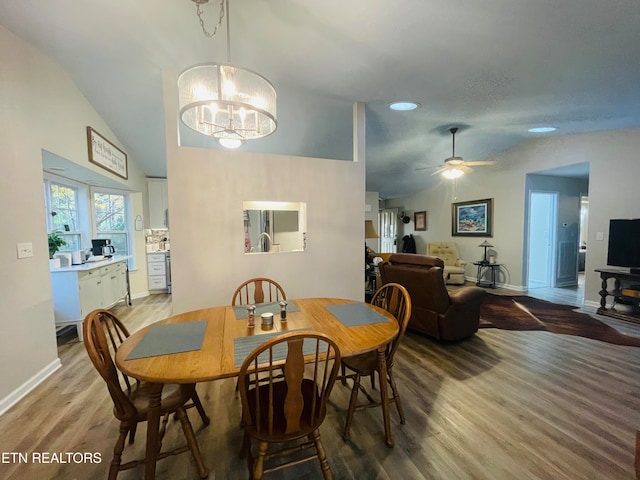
[92,238,115,257]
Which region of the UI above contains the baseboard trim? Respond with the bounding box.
[131,291,150,300]
[463,276,525,292]
[0,358,62,416]
[584,299,601,309]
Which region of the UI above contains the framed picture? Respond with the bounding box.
[452,198,493,236]
[86,126,128,180]
[414,211,427,231]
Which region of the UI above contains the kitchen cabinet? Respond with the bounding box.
[50,257,131,339]
[147,178,169,228]
[147,252,168,292]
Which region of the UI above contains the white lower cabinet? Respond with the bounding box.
[147,252,168,292]
[51,259,130,339]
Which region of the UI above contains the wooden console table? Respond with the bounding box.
[594,268,640,323]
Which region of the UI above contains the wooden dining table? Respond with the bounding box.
[115,297,399,480]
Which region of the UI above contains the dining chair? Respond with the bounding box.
[341,283,412,447]
[238,331,342,479]
[232,277,287,306]
[83,309,209,479]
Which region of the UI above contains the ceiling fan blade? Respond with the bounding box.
[461,165,473,173]
[416,164,441,171]
[431,166,449,176]
[463,160,496,166]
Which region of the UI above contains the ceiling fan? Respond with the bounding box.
[418,127,496,179]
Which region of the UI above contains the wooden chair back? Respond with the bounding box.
[238,331,341,440]
[370,283,412,366]
[232,277,286,306]
[83,309,138,421]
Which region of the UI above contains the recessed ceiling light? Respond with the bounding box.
[389,101,421,111]
[528,126,557,133]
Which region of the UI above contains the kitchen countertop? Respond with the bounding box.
[50,255,132,273]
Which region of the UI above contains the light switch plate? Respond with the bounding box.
[17,242,34,258]
[595,232,604,241]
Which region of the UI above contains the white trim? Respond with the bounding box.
[463,276,526,292]
[0,359,62,416]
[584,299,601,309]
[131,291,150,300]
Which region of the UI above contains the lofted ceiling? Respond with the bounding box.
[2,0,640,199]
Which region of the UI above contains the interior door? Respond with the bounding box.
[379,208,398,253]
[527,191,557,288]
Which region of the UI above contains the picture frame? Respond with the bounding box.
[414,211,427,231]
[86,126,128,180]
[452,198,493,237]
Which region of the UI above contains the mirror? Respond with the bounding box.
[243,201,307,254]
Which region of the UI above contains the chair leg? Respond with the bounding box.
[387,366,405,424]
[340,364,347,385]
[311,429,333,480]
[128,423,137,444]
[239,429,251,459]
[190,388,210,426]
[109,423,128,480]
[253,441,268,480]
[175,407,209,479]
[342,372,361,441]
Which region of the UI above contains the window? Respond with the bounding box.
[44,179,84,250]
[44,174,133,261]
[93,191,129,255]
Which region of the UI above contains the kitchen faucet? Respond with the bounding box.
[255,232,272,252]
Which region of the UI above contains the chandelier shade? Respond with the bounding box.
[178,63,277,143]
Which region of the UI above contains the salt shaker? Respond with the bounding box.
[247,305,256,328]
[279,300,288,322]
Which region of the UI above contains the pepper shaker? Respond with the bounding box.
[247,305,256,328]
[279,300,288,322]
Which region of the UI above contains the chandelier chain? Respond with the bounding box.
[195,0,226,38]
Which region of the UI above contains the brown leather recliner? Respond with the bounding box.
[379,253,486,341]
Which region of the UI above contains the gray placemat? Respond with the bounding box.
[126,320,207,360]
[234,328,319,367]
[233,301,299,319]
[325,302,390,327]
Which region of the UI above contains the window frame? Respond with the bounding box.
[43,173,135,269]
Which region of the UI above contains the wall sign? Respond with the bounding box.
[86,126,128,180]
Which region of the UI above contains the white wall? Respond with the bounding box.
[387,128,640,305]
[0,26,148,412]
[162,71,365,312]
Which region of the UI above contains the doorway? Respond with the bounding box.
[379,208,398,253]
[527,191,558,288]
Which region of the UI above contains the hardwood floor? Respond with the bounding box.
[1,293,639,479]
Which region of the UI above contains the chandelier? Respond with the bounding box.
[178,0,277,149]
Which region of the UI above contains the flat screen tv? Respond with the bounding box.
[607,219,640,274]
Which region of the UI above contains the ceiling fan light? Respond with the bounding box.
[442,168,464,179]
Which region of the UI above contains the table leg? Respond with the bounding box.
[377,347,394,448]
[599,273,609,310]
[145,382,163,480]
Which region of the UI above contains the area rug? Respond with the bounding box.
[479,294,640,347]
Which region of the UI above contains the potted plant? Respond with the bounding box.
[48,231,67,260]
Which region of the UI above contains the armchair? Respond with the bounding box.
[427,242,467,285]
[379,253,485,340]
